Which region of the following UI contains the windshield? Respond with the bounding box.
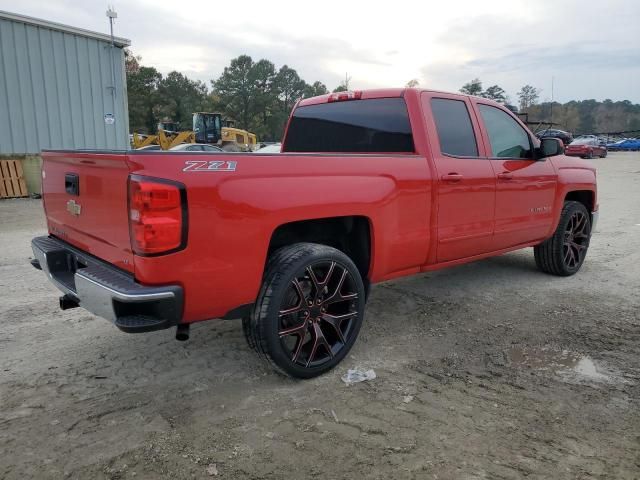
[193,114,221,143]
[570,138,593,145]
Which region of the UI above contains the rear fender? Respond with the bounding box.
[128,152,432,322]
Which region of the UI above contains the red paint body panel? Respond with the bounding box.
[489,158,558,247]
[419,91,496,262]
[41,151,134,273]
[40,88,597,325]
[127,152,431,321]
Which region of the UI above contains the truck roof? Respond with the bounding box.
[296,87,500,108]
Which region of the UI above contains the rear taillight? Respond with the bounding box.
[128,175,187,256]
[327,90,362,102]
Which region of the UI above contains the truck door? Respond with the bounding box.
[473,102,557,249]
[422,93,496,262]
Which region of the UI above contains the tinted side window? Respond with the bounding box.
[431,98,478,157]
[478,104,532,158]
[283,98,414,153]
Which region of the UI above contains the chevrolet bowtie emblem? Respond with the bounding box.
[66,199,82,216]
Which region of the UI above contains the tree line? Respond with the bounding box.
[125,54,640,141]
[126,52,345,141]
[459,78,540,111]
[527,100,640,135]
[458,78,640,135]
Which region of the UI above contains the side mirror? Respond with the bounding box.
[537,137,564,159]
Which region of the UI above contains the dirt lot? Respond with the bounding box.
[1,153,639,479]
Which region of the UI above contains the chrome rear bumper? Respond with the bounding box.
[31,236,183,333]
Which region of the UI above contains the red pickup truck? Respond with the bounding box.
[32,88,597,378]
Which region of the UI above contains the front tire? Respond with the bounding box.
[246,243,366,378]
[534,201,591,276]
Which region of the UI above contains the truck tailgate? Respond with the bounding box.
[41,151,134,273]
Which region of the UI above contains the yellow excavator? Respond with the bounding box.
[192,113,257,151]
[132,122,195,150]
[132,113,257,151]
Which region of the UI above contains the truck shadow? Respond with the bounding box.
[46,251,573,396]
[388,250,548,295]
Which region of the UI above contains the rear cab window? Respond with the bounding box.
[283,98,414,153]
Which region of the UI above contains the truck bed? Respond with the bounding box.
[41,149,431,322]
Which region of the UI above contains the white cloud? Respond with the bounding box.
[2,0,639,101]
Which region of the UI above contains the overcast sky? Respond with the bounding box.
[2,0,639,103]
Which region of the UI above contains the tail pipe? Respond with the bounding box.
[59,294,79,310]
[176,323,190,341]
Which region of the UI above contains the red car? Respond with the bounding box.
[565,137,607,158]
[32,88,598,378]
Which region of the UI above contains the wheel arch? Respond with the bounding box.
[544,178,597,242]
[266,216,373,290]
[564,190,595,213]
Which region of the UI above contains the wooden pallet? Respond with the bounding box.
[0,160,29,198]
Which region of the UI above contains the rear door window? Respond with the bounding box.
[283,98,414,153]
[430,98,479,157]
[478,104,532,158]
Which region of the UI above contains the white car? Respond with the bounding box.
[169,143,223,152]
[255,143,282,154]
[135,145,163,151]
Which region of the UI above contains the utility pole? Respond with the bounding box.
[106,6,118,98]
[550,76,554,125]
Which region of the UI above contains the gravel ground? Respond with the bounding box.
[1,153,639,479]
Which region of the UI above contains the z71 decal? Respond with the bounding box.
[183,160,237,172]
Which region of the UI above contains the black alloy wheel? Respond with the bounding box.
[245,243,366,378]
[534,201,592,276]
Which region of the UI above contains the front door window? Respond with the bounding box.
[478,104,532,159]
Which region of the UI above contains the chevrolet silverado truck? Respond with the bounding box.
[31,88,597,378]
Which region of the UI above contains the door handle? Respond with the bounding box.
[497,172,514,180]
[441,173,463,182]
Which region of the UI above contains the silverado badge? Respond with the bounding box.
[66,199,82,216]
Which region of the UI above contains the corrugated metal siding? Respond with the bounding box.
[0,17,129,154]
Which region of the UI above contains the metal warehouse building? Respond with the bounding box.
[0,10,131,193]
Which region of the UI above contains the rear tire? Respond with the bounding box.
[601,150,607,158]
[534,201,591,276]
[246,243,366,378]
[242,316,257,352]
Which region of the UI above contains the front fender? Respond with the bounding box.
[547,158,597,236]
